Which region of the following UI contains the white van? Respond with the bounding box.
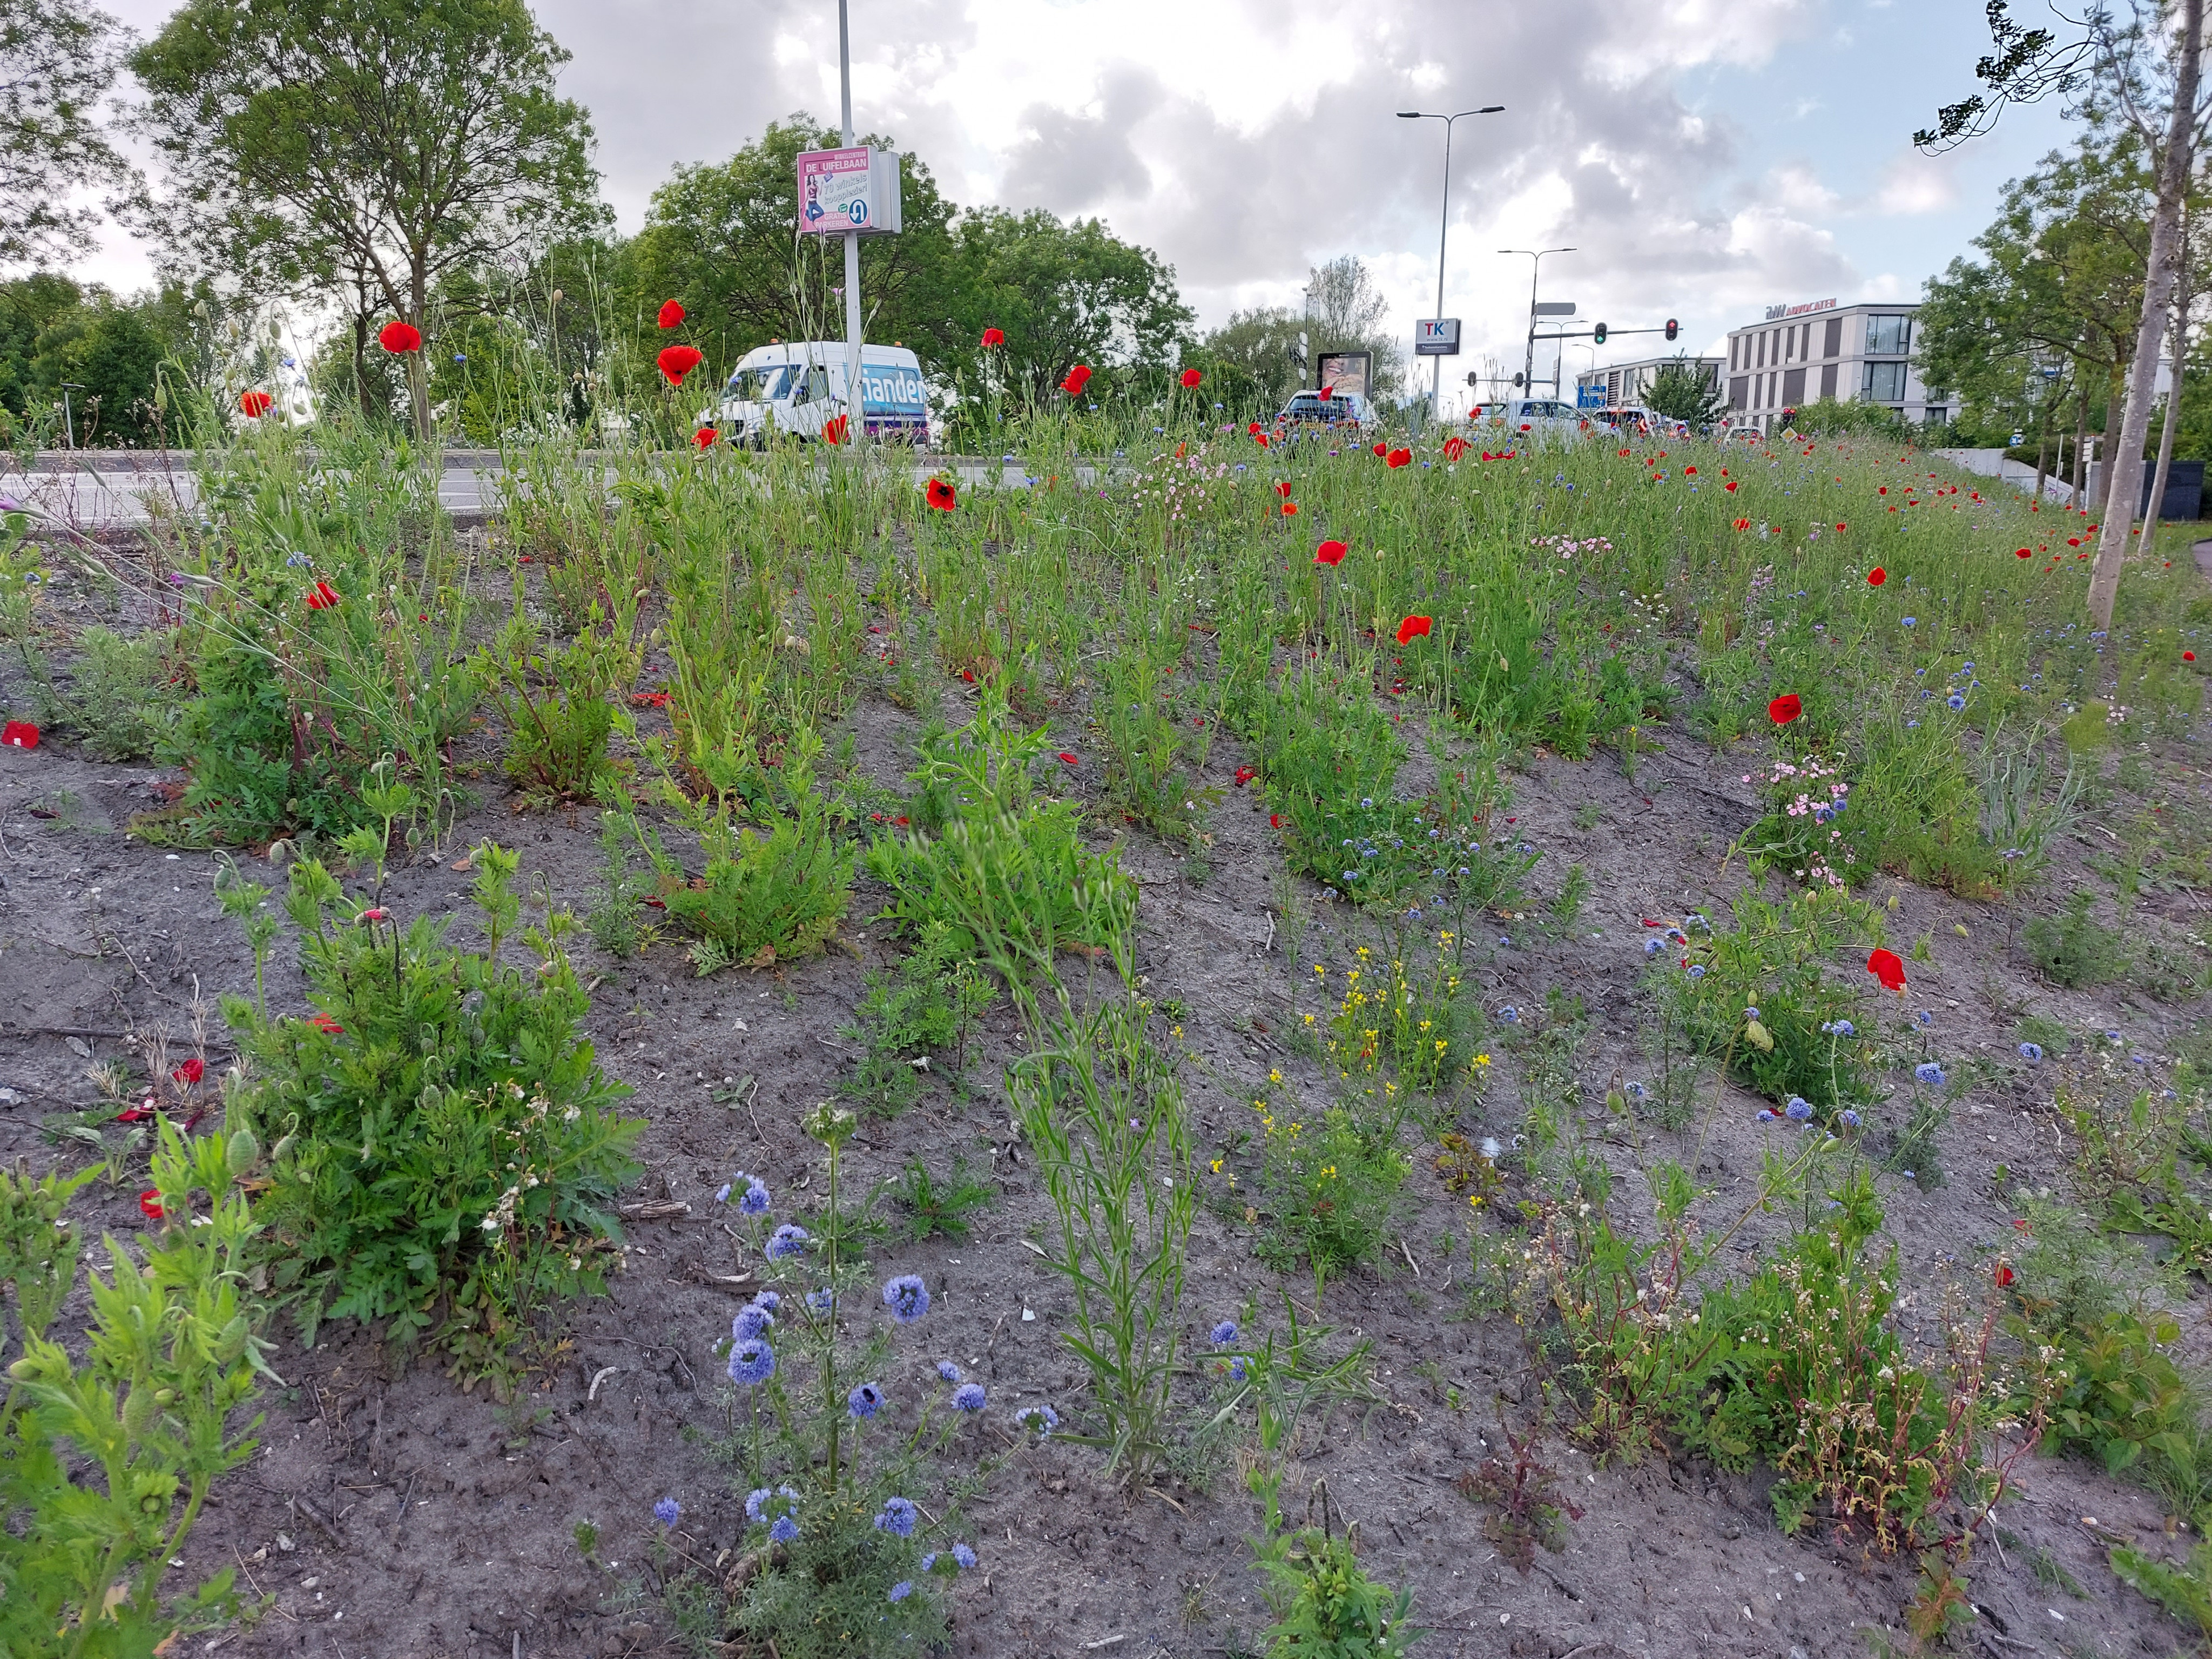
[704,342,929,446]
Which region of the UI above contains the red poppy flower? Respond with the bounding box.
[1724,480,1737,493]
[1233,765,1257,786]
[630,691,672,707]
[305,580,339,610]
[657,299,686,330]
[656,345,704,386]
[1519,423,1532,432]
[309,1013,345,1034]
[239,390,273,419]
[1373,443,1388,457]
[172,1058,204,1085]
[1994,1263,2014,1287]
[982,326,1006,348]
[355,907,388,924]
[1395,615,1432,645]
[2067,537,2080,547]
[1280,501,1298,516]
[1834,523,1846,533]
[1314,540,1347,567]
[2017,547,2032,558]
[1385,448,1411,468]
[1732,518,1750,531]
[2185,651,2197,662]
[116,1105,154,1123]
[1618,448,1631,457]
[822,414,848,445]
[1275,481,1292,497]
[1,720,37,750]
[693,426,718,450]
[1253,433,1269,447]
[1878,487,1887,495]
[139,1190,165,1220]
[1866,947,1906,994]
[1867,567,1886,586]
[1269,812,1285,829]
[1061,364,1092,396]
[377,320,422,354]
[1443,436,1467,461]
[926,478,957,511]
[1057,752,1078,765]
[1179,368,1202,388]
[1683,466,1696,475]
[1768,693,1802,725]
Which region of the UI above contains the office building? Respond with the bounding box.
[1571,355,1724,410]
[1722,299,1945,433]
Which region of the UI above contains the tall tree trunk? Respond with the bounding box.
[2090,0,2204,630]
[2071,388,2090,503]
[2145,283,2191,559]
[2096,364,2126,517]
[2033,392,2051,503]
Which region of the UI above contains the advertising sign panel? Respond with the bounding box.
[1415,318,1462,356]
[796,147,904,235]
[1314,350,1373,400]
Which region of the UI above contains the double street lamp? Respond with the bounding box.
[1499,247,1575,395]
[1398,106,1503,422]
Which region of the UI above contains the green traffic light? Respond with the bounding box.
[1594,322,1607,345]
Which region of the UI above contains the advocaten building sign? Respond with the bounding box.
[1764,297,1838,321]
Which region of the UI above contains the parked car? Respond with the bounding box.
[702,341,930,446]
[1469,398,1585,438]
[1274,389,1371,430]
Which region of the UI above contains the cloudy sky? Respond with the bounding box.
[84,0,2073,405]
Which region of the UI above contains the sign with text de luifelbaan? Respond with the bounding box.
[796,147,904,235]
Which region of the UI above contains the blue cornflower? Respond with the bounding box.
[875,1497,918,1537]
[732,1300,774,1341]
[1744,1007,1761,1021]
[1917,1009,1934,1026]
[1360,797,1373,809]
[1915,1062,1945,1086]
[937,1360,963,1382]
[1785,1097,1813,1121]
[2105,1029,2123,1043]
[1644,939,1664,956]
[1015,1404,1060,1438]
[653,1496,681,1528]
[767,1224,810,1259]
[1211,1320,1239,1345]
[888,1581,913,1602]
[753,1290,780,1314]
[1627,1082,1649,1101]
[1688,965,1707,980]
[1947,692,1966,710]
[745,1485,799,1524]
[952,1383,987,1412]
[849,1382,885,1420]
[1903,616,1917,627]
[768,1514,798,1543]
[953,1542,977,1570]
[2018,1042,2043,1062]
[1839,1109,1862,1128]
[1499,1005,1521,1024]
[714,1183,731,1203]
[727,1338,774,1386]
[1822,1020,1856,1037]
[883,1274,931,1323]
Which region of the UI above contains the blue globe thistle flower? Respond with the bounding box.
[653,1496,681,1528]
[1915,1062,1945,1086]
[714,1183,732,1203]
[1785,1097,1813,1121]
[952,1383,987,1412]
[732,1300,775,1341]
[1757,1108,1778,1122]
[752,1290,780,1314]
[849,1382,885,1419]
[1644,939,1664,956]
[888,1581,913,1602]
[1744,1007,1761,1021]
[1229,1357,1247,1381]
[883,1274,930,1323]
[1687,965,1707,980]
[937,1360,963,1382]
[1626,1081,1649,1101]
[953,1542,977,1570]
[1211,1320,1238,1345]
[2106,1029,2123,1042]
[768,1514,798,1543]
[806,1288,836,1316]
[1015,1404,1060,1439]
[1499,1005,1521,1024]
[1839,1109,1862,1128]
[739,1179,771,1216]
[875,1496,918,1537]
[2018,1042,2043,1062]
[766,1223,810,1259]
[920,1553,938,1573]
[727,1338,774,1386]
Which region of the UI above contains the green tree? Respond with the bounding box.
[1203,305,1307,416]
[0,275,191,447]
[2,0,129,269]
[1642,354,1727,425]
[130,0,604,442]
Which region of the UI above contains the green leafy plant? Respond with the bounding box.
[38,625,184,761]
[1254,1511,1422,1658]
[1454,1418,1583,1572]
[2110,1540,2212,1638]
[838,924,994,1115]
[485,617,627,804]
[224,828,643,1374]
[2026,892,2127,988]
[1,1123,275,1658]
[892,1155,996,1243]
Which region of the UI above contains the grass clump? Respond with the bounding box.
[2025,891,2127,988]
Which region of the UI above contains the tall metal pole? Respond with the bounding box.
[1399,107,1501,426]
[838,0,865,450]
[1499,247,1573,396]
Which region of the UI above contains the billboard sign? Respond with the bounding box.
[1415,318,1462,356]
[1315,350,1373,400]
[797,147,905,235]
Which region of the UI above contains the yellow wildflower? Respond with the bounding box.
[1473,1053,1492,1068]
[1210,1158,1223,1174]
[1268,1068,1282,1084]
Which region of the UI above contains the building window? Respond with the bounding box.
[1729,375,1749,410]
[1782,367,1806,406]
[1863,360,1907,401]
[1819,362,1838,400]
[1823,316,1842,358]
[1865,314,1911,355]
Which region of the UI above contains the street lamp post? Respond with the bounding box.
[837,0,865,449]
[1498,247,1575,395]
[1398,106,1503,424]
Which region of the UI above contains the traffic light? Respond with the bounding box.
[1593,322,1607,345]
[1466,372,1479,387]
[1512,372,1525,387]
[1664,318,1679,341]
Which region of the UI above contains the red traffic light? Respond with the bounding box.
[1664,318,1680,341]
